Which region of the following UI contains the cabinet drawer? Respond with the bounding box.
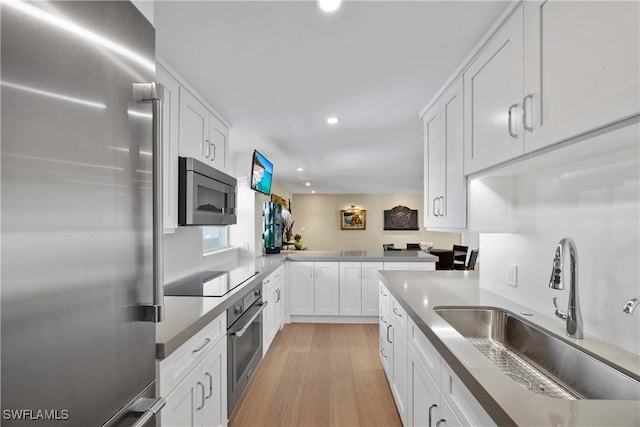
[408,318,440,383]
[158,312,227,397]
[391,296,407,337]
[440,360,496,427]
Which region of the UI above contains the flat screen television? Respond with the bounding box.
[250,150,273,195]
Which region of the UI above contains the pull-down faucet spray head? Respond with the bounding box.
[548,238,582,339]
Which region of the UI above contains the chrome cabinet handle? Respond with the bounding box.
[438,196,445,216]
[393,307,402,318]
[192,337,211,354]
[380,289,387,297]
[380,347,387,358]
[195,381,205,411]
[275,289,281,303]
[264,279,271,285]
[522,94,534,132]
[380,315,387,324]
[211,143,216,161]
[436,419,447,427]
[432,197,438,217]
[507,103,519,138]
[133,82,165,323]
[386,324,393,343]
[204,372,213,399]
[429,404,438,427]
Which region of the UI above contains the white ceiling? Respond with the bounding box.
[155,1,507,194]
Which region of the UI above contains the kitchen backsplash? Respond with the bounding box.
[479,145,639,355]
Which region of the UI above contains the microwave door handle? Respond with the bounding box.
[134,82,165,323]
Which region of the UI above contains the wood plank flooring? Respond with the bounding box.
[229,323,402,427]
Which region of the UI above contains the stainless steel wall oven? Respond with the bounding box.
[227,282,266,416]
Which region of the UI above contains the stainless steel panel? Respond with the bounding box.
[2,2,157,426]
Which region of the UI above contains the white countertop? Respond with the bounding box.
[286,249,438,262]
[378,270,640,427]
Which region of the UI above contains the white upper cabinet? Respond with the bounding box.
[156,63,180,232]
[424,78,466,229]
[179,88,228,172]
[463,1,639,175]
[464,5,525,175]
[522,0,640,153]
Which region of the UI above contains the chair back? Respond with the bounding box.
[406,243,420,250]
[383,243,395,251]
[467,249,479,270]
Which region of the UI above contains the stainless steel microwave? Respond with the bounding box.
[178,157,237,226]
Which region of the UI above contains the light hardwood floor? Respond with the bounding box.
[229,323,402,427]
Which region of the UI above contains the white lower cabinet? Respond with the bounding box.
[380,289,496,427]
[159,313,227,427]
[339,262,383,316]
[263,266,284,355]
[289,262,339,316]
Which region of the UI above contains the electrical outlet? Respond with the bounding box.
[506,263,517,287]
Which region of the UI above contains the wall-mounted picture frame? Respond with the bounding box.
[384,205,419,230]
[340,209,366,230]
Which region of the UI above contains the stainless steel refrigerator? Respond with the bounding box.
[1,1,165,426]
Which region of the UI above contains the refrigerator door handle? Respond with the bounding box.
[134,82,166,323]
[130,397,166,427]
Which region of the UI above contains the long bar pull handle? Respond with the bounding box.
[204,372,213,399]
[386,324,393,343]
[507,103,519,139]
[134,82,165,323]
[195,382,205,411]
[436,419,448,427]
[192,338,211,354]
[211,143,216,161]
[130,397,166,427]
[428,404,438,427]
[438,196,445,217]
[432,198,438,217]
[522,94,534,132]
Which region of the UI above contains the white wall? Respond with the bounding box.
[131,0,154,25]
[291,193,460,251]
[479,145,640,354]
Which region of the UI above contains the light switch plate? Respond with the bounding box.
[506,263,517,287]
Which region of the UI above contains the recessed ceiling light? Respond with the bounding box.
[305,182,311,186]
[318,0,341,13]
[297,167,304,172]
[327,117,339,125]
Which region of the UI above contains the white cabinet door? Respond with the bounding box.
[424,103,444,226]
[391,322,408,426]
[339,262,362,315]
[379,293,392,379]
[464,5,524,175]
[408,345,441,427]
[162,366,201,427]
[156,63,180,233]
[289,262,315,315]
[522,0,640,153]
[179,88,209,163]
[314,262,339,316]
[207,114,228,172]
[424,77,466,229]
[361,262,383,316]
[200,338,227,427]
[262,280,275,356]
[273,272,284,332]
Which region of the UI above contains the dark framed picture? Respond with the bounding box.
[340,209,366,230]
[384,205,419,230]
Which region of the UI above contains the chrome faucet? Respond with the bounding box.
[549,238,583,339]
[623,297,640,314]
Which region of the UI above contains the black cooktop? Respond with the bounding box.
[164,269,258,297]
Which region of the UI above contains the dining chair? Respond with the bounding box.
[452,245,469,269]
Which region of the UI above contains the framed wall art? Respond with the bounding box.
[384,205,419,230]
[340,209,366,230]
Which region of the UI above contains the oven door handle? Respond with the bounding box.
[230,302,268,337]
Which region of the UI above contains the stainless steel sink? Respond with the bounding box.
[434,306,640,400]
